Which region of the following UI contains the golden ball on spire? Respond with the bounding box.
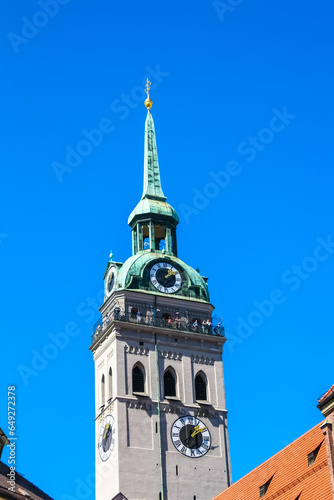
[144,97,153,111]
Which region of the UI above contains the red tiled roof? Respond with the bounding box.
[318,385,334,404]
[0,461,53,500]
[212,421,333,500]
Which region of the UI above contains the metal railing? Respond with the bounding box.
[92,310,225,342]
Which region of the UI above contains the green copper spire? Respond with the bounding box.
[128,80,179,228]
[142,110,166,201]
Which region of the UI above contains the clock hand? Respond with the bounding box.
[164,269,177,278]
[103,423,110,440]
[191,425,207,438]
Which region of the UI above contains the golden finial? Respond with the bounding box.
[144,78,153,111]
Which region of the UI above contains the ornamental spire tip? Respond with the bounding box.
[144,78,153,111]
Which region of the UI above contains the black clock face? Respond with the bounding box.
[102,424,113,452]
[107,272,114,292]
[98,415,115,461]
[105,266,116,298]
[179,425,203,449]
[150,262,182,294]
[171,416,211,458]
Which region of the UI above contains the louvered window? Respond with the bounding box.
[195,373,207,400]
[164,371,176,397]
[132,366,144,393]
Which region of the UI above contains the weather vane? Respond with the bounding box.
[145,78,151,97]
[144,78,153,111]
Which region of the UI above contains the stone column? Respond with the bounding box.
[137,223,143,251]
[166,227,171,253]
[132,229,137,255]
[149,221,155,251]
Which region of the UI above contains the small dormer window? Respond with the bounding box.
[18,488,30,497]
[308,442,322,465]
[259,475,274,497]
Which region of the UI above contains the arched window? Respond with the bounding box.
[164,369,176,397]
[101,374,105,407]
[108,367,113,400]
[132,365,145,393]
[195,372,207,401]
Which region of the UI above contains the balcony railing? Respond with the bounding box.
[92,309,225,343]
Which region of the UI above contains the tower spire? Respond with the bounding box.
[142,79,166,201]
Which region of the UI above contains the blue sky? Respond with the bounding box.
[1,1,333,498]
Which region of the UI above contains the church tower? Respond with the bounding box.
[90,81,232,500]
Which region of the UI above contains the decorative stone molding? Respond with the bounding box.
[159,350,182,361]
[162,405,186,415]
[124,345,149,356]
[126,401,152,411]
[97,401,115,423]
[194,409,218,419]
[97,359,105,369]
[97,413,105,424]
[107,349,114,360]
[191,355,214,365]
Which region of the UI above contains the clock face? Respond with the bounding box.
[98,415,115,461]
[150,262,182,294]
[105,266,116,298]
[171,416,211,458]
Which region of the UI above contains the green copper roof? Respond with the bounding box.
[115,252,210,302]
[142,111,166,201]
[128,198,179,224]
[128,110,179,226]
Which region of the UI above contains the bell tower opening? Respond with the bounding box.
[155,224,166,251]
[143,224,150,250]
[131,219,178,257]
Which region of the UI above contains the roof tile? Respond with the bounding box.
[318,385,334,404]
[213,421,332,500]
